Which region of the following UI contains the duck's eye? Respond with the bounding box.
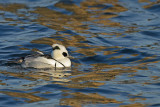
[62,52,68,57]
[53,46,60,50]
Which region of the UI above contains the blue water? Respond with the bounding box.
[0,0,160,107]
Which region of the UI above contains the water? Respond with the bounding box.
[0,0,160,106]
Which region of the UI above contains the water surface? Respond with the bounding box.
[0,0,160,107]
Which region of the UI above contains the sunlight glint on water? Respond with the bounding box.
[0,0,160,107]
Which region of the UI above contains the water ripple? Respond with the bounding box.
[0,0,160,107]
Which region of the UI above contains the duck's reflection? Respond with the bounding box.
[33,68,72,82]
[0,65,72,86]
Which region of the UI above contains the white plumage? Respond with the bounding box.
[21,44,71,69]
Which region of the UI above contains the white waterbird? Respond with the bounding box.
[21,44,71,69]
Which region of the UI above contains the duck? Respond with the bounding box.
[21,44,71,69]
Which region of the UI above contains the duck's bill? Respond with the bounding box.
[67,56,75,59]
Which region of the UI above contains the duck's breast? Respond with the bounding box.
[57,58,71,67]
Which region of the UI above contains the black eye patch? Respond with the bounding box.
[53,46,60,50]
[62,52,68,57]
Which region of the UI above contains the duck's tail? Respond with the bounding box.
[6,57,24,65]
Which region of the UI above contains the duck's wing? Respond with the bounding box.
[24,61,54,68]
[25,52,52,59]
[22,56,56,68]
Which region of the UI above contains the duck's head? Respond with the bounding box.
[51,44,69,60]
